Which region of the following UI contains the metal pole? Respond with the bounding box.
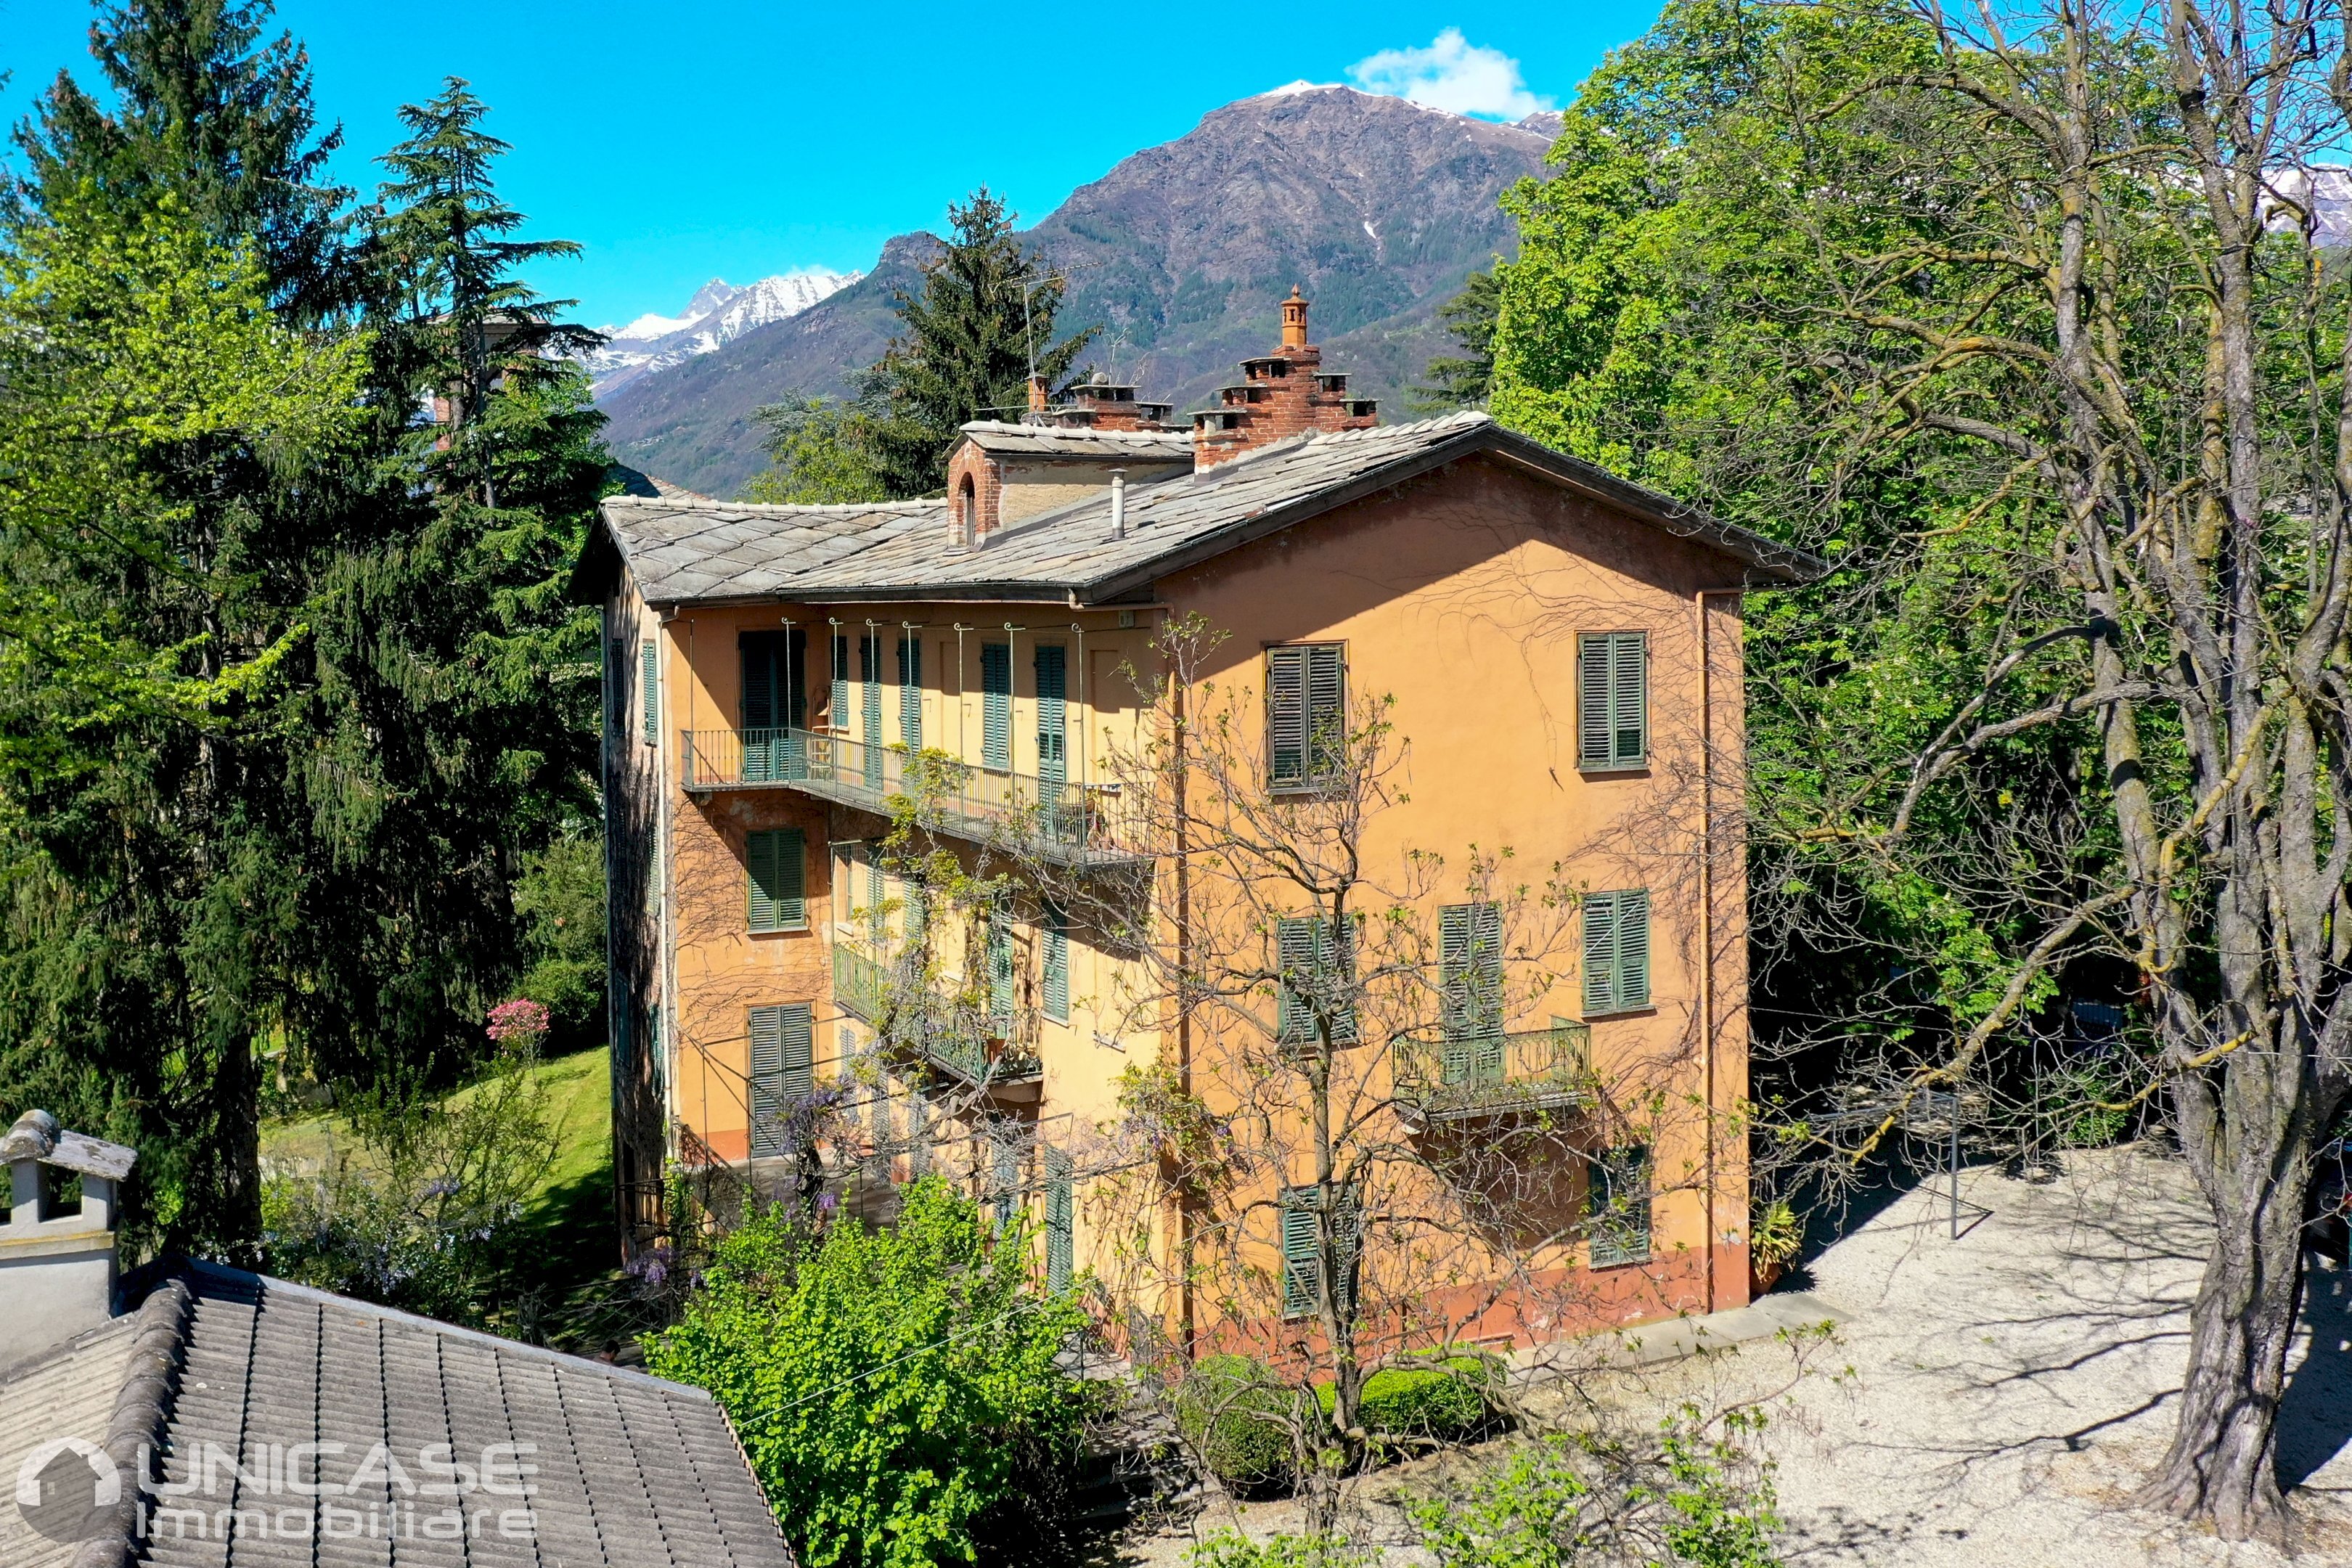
[1951,1102,1961,1240]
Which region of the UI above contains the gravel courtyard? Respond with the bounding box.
[1139,1146,2352,1566]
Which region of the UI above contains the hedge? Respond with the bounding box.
[1175,1355,1297,1493]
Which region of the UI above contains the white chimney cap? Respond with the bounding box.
[1,1109,136,1180]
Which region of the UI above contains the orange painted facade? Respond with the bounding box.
[580,302,1809,1349]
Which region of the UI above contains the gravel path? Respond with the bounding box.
[1127,1146,2352,1565]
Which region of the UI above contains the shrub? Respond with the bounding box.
[1186,1530,1373,1568]
[645,1178,1095,1568]
[1749,1200,1802,1269]
[1318,1348,1501,1443]
[1175,1355,1298,1493]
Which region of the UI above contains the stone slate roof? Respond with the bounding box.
[4,1260,792,1568]
[955,422,1191,460]
[573,411,1824,610]
[0,1312,142,1568]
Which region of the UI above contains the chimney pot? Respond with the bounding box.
[1027,373,1049,414]
[1110,470,1127,539]
[1281,286,1310,350]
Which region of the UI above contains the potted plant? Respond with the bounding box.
[1749,1197,1802,1294]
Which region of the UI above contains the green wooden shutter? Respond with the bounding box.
[992,1137,1021,1230]
[742,635,777,781]
[830,634,849,734]
[748,1006,785,1156]
[1613,634,1647,764]
[1042,902,1070,1022]
[1267,647,1306,787]
[747,829,805,932]
[859,637,883,788]
[641,639,658,742]
[1326,918,1359,1045]
[1305,644,1344,780]
[1617,889,1651,1008]
[780,1003,814,1099]
[866,854,885,945]
[898,636,922,750]
[1577,634,1612,766]
[1045,1149,1076,1291]
[1583,891,1620,1014]
[1035,646,1066,784]
[1280,1188,1318,1315]
[1440,902,1503,1082]
[1276,916,1316,1042]
[1333,1185,1362,1320]
[988,906,1016,1025]
[981,643,1012,769]
[1589,1145,1653,1267]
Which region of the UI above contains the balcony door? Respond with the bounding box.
[740,629,807,780]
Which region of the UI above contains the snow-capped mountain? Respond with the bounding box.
[579,271,858,399]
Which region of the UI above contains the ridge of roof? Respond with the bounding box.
[603,494,941,515]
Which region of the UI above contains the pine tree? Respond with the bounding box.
[0,18,604,1262]
[8,0,354,319]
[858,188,1096,497]
[1412,268,1500,409]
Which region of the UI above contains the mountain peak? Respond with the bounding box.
[577,270,859,397]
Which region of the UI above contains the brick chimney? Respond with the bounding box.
[1,1111,136,1368]
[1192,288,1379,467]
[1046,371,1178,433]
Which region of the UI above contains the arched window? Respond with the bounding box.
[956,476,978,547]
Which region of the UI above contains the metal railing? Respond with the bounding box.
[833,941,1043,1091]
[681,727,1143,862]
[1392,1023,1594,1121]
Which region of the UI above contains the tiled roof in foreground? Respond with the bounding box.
[579,412,1824,609]
[0,1261,791,1568]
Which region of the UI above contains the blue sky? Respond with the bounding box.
[0,1,1667,328]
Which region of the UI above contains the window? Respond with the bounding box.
[981,642,1012,770]
[987,905,1016,1027]
[1035,645,1067,784]
[747,828,807,932]
[830,633,850,734]
[748,1003,814,1157]
[741,630,807,780]
[1582,889,1651,1014]
[1577,632,1648,769]
[898,635,922,750]
[1588,1145,1652,1267]
[859,636,883,788]
[1042,902,1071,1023]
[648,1003,665,1103]
[1267,643,1345,791]
[1440,901,1504,1084]
[1044,1148,1076,1291]
[640,638,658,743]
[1276,915,1357,1045]
[955,476,977,547]
[1280,1185,1361,1318]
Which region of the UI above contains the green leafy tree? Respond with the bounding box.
[645,1179,1094,1568]
[743,395,891,504]
[1490,0,2352,1541]
[857,187,1096,497]
[0,8,605,1260]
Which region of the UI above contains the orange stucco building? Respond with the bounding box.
[571,295,1819,1348]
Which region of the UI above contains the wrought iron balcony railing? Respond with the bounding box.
[680,727,1143,866]
[1392,1022,1594,1122]
[832,942,1043,1098]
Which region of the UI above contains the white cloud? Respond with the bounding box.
[1346,29,1553,121]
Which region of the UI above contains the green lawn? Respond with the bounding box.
[258,1045,624,1345]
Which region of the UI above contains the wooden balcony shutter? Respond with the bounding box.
[1277,915,1357,1045]
[640,639,658,742]
[747,828,807,932]
[1280,1189,1318,1315]
[1578,632,1648,768]
[898,636,922,750]
[1035,646,1067,788]
[1044,1148,1076,1291]
[830,633,849,732]
[981,642,1012,769]
[1440,901,1504,1081]
[987,905,1016,1026]
[1042,902,1070,1022]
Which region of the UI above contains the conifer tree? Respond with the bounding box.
[857,187,1095,497]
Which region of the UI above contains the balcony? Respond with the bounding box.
[680,727,1142,867]
[1392,1023,1594,1124]
[832,942,1043,1101]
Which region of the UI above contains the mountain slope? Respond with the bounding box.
[600,87,1551,497]
[579,271,858,399]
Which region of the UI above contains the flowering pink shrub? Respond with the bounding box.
[486,997,550,1046]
